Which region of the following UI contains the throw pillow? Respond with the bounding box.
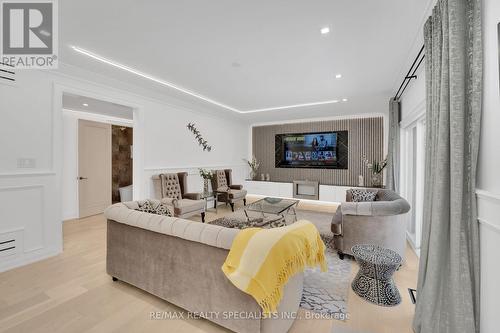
[136,200,174,217]
[136,200,156,213]
[350,189,377,202]
[154,202,174,217]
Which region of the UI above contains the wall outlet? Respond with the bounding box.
[17,158,36,169]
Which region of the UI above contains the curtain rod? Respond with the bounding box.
[394,45,425,100]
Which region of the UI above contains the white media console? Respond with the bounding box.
[244,180,352,203]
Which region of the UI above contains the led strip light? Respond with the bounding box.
[71,46,345,113]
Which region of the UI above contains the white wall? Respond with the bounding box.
[139,97,248,198]
[400,65,426,124]
[0,70,62,272]
[0,65,249,272]
[62,112,79,220]
[477,0,500,332]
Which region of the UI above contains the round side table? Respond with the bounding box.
[351,244,402,306]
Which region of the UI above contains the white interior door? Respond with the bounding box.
[78,119,112,218]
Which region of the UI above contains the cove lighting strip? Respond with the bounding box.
[71,45,344,113]
[243,99,340,113]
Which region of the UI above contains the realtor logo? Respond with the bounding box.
[1,0,58,68]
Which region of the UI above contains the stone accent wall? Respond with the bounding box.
[112,126,133,203]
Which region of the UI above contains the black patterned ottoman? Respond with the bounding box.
[351,244,402,306]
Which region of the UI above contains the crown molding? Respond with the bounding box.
[250,113,386,127]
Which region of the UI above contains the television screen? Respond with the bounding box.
[275,131,348,169]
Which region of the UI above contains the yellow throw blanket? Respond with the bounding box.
[221,220,327,315]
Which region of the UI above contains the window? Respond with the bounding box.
[400,116,425,255]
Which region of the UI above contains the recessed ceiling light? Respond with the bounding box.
[82,103,89,107]
[320,27,330,35]
[335,74,342,79]
[342,98,348,102]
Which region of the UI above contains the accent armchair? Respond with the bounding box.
[331,188,411,261]
[210,169,247,212]
[152,172,206,222]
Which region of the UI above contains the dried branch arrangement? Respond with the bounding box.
[187,123,212,152]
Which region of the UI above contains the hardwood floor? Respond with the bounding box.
[0,197,418,333]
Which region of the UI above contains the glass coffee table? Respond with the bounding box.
[244,197,299,224]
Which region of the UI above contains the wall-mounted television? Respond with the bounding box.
[275,131,348,169]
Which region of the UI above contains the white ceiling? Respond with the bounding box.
[62,93,134,120]
[59,0,432,121]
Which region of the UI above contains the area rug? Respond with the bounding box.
[209,209,352,321]
[297,211,352,321]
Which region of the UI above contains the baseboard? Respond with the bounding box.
[405,232,421,258]
[63,212,79,221]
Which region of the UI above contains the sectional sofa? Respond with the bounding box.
[104,201,304,333]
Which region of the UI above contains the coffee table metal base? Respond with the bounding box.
[243,203,298,224]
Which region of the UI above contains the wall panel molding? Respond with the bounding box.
[476,189,500,231]
[476,188,500,333]
[0,181,56,273]
[252,117,384,186]
[0,171,56,178]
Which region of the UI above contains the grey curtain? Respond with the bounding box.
[414,0,482,332]
[386,98,400,192]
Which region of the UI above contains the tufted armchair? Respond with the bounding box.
[152,172,206,222]
[210,169,247,212]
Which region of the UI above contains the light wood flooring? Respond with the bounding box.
[0,196,418,333]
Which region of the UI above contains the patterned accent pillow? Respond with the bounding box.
[350,189,377,202]
[136,200,174,217]
[154,202,174,217]
[136,200,156,213]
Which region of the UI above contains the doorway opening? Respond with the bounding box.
[61,92,134,220]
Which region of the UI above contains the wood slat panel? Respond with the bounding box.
[252,117,384,186]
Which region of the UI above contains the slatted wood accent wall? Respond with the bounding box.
[252,117,384,186]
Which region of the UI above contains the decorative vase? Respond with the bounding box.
[250,170,256,180]
[371,173,382,188]
[203,178,209,193]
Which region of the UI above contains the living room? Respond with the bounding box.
[0,1,499,333]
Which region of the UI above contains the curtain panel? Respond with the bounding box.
[413,0,482,332]
[386,98,400,192]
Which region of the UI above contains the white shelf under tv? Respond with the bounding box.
[244,180,352,203]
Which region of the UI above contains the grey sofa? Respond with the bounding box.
[104,201,304,333]
[331,188,411,261]
[211,169,247,212]
[152,172,206,222]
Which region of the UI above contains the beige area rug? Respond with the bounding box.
[209,209,352,321]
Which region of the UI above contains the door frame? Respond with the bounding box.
[62,109,133,219]
[400,110,426,256]
[53,82,145,219]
